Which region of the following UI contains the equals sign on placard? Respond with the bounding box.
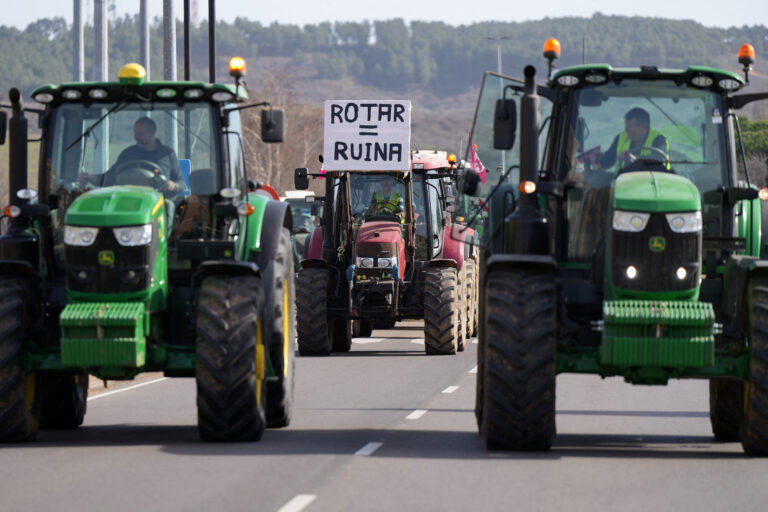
[359,124,378,136]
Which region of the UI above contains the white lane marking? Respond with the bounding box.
[469,366,478,374]
[471,338,478,344]
[87,377,168,401]
[409,338,425,345]
[352,337,386,344]
[406,409,427,420]
[276,494,317,512]
[442,386,459,394]
[354,441,383,456]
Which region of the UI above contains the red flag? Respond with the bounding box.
[468,133,487,184]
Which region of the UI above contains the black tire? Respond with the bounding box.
[741,277,768,454]
[261,228,296,428]
[358,320,373,338]
[39,373,88,429]
[467,259,479,338]
[457,269,467,352]
[709,378,744,441]
[481,270,556,450]
[195,274,266,442]
[424,266,459,355]
[475,301,486,431]
[0,278,40,442]
[296,267,332,355]
[332,319,352,352]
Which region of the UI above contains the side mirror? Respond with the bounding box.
[493,98,517,150]
[261,108,284,143]
[0,111,6,145]
[463,170,480,196]
[310,203,320,216]
[294,167,309,190]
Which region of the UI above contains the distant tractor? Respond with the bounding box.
[0,58,295,442]
[467,41,768,454]
[294,144,474,355]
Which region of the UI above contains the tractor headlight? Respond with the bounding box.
[613,211,650,232]
[64,226,99,246]
[113,225,152,246]
[665,212,702,233]
[377,256,397,269]
[356,257,374,268]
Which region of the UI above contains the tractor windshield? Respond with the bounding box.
[349,174,406,221]
[562,79,728,260]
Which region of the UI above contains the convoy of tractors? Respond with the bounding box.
[1,33,768,458]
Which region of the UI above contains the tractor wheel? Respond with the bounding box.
[457,269,467,352]
[0,278,40,442]
[709,378,744,441]
[332,319,353,352]
[475,300,486,431]
[424,266,460,355]
[195,274,266,442]
[296,267,332,355]
[39,373,88,429]
[358,320,373,338]
[469,260,479,337]
[741,277,768,454]
[481,270,556,450]
[262,228,296,428]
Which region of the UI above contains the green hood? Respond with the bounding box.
[66,186,165,227]
[613,172,700,213]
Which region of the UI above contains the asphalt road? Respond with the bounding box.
[2,320,766,512]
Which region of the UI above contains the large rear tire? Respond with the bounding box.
[741,277,768,454]
[195,274,266,442]
[0,278,40,442]
[296,267,332,355]
[424,266,460,355]
[709,378,744,441]
[457,267,467,352]
[262,228,296,428]
[481,270,556,450]
[39,373,88,429]
[352,320,373,338]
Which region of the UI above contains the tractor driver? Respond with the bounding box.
[597,107,669,172]
[368,178,404,217]
[81,117,187,195]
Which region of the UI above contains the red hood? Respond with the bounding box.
[357,221,403,244]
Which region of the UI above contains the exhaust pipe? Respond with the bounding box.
[8,88,27,207]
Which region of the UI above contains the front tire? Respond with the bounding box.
[39,373,88,429]
[741,277,768,454]
[480,270,556,450]
[424,266,460,355]
[709,379,744,441]
[296,267,332,355]
[195,274,266,442]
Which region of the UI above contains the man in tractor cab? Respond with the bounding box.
[597,107,669,172]
[81,117,187,196]
[368,178,404,216]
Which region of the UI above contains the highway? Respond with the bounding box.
[1,320,766,512]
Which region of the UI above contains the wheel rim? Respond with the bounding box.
[255,318,264,407]
[282,278,290,377]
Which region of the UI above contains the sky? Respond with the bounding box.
[3,0,767,30]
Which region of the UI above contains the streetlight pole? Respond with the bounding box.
[485,36,512,177]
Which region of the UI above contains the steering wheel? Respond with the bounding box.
[112,159,175,195]
[618,146,672,175]
[626,145,668,162]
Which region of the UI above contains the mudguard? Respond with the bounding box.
[256,199,292,269]
[199,260,260,279]
[485,253,558,277]
[722,255,768,326]
[442,225,465,269]
[304,227,324,260]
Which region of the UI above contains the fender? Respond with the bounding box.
[305,226,324,260]
[485,254,558,280]
[722,255,768,326]
[442,225,465,269]
[428,258,458,270]
[300,258,329,270]
[256,199,292,270]
[199,260,260,279]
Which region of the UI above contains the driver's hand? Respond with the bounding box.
[163,181,180,192]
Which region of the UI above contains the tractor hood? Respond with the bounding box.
[66,186,165,227]
[614,172,701,213]
[357,221,403,245]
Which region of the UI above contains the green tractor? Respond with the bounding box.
[0,59,295,442]
[466,41,768,453]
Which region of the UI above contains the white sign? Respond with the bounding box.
[322,100,411,171]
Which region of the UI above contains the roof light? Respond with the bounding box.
[62,89,82,100]
[211,91,235,102]
[691,75,714,87]
[3,205,21,218]
[118,63,147,86]
[739,43,755,67]
[584,73,608,84]
[32,92,54,104]
[759,187,768,201]
[88,88,108,99]
[412,163,424,170]
[184,88,204,99]
[557,74,580,86]
[519,181,536,194]
[155,88,177,99]
[447,153,456,164]
[718,78,741,91]
[543,38,561,60]
[229,56,247,78]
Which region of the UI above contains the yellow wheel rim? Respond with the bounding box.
[282,279,290,378]
[255,319,264,407]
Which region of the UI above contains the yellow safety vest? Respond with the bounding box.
[372,191,402,213]
[616,128,670,171]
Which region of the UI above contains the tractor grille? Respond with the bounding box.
[611,213,700,292]
[66,226,156,295]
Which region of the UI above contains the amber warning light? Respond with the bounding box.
[543,38,561,79]
[229,57,247,78]
[739,44,755,83]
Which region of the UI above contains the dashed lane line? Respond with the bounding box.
[469,366,478,374]
[442,386,459,394]
[352,338,386,344]
[276,494,316,512]
[406,409,428,420]
[409,338,425,345]
[87,377,168,401]
[354,442,384,456]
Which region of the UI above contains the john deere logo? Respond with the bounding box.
[98,250,115,266]
[649,236,666,252]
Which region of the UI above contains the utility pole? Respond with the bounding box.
[73,0,84,81]
[140,0,150,79]
[94,0,107,81]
